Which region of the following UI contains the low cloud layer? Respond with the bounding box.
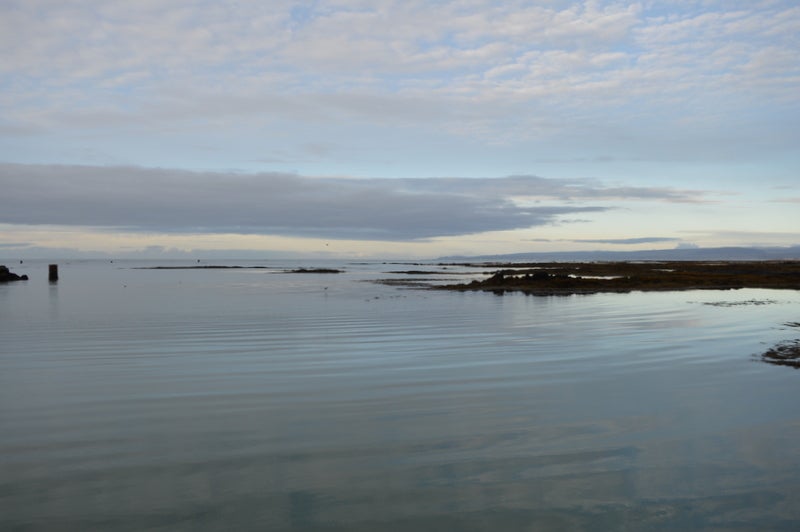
[0,164,704,241]
[571,237,681,245]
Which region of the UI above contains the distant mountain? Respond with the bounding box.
[439,246,800,262]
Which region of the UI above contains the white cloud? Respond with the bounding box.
[0,0,797,188]
[4,1,796,101]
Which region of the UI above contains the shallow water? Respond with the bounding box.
[2,260,800,530]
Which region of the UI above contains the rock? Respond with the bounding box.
[284,268,342,274]
[0,265,29,282]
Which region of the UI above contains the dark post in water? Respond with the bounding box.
[49,264,59,282]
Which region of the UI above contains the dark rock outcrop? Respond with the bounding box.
[441,261,800,296]
[0,265,29,282]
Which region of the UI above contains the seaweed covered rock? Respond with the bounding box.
[761,339,800,368]
[760,322,800,369]
[441,261,800,296]
[0,265,28,282]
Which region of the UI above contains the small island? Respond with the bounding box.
[438,261,800,296]
[0,265,28,282]
[282,268,342,274]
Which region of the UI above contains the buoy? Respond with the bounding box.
[49,264,59,282]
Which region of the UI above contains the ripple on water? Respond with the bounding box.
[2,266,800,530]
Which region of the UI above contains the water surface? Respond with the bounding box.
[2,260,800,530]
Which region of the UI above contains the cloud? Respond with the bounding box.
[0,163,707,241]
[771,197,800,204]
[570,237,681,245]
[2,1,797,154]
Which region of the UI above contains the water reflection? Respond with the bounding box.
[1,262,800,530]
[48,281,59,319]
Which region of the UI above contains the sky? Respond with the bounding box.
[1,0,798,259]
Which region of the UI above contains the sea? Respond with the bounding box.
[2,259,800,531]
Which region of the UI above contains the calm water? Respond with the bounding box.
[2,260,800,531]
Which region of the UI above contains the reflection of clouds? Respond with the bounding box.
[4,262,800,530]
[630,427,800,526]
[220,429,800,528]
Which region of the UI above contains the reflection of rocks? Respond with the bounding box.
[0,265,28,282]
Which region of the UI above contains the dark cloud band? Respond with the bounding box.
[0,164,701,241]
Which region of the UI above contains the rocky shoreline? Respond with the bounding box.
[438,261,800,296]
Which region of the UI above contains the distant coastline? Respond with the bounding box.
[439,245,800,263]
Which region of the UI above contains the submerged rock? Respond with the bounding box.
[760,339,800,369]
[760,322,800,369]
[0,265,28,282]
